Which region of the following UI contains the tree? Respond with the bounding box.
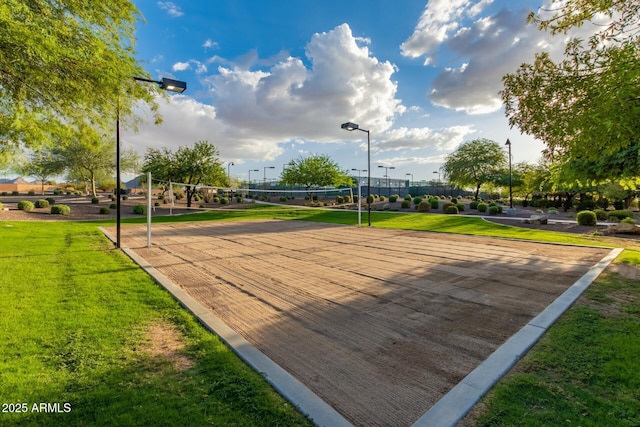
[19,149,64,195]
[501,1,640,165]
[279,154,352,199]
[443,139,507,200]
[142,141,227,207]
[0,0,160,156]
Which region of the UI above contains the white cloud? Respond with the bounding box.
[125,24,409,164]
[172,60,207,74]
[157,1,183,17]
[374,125,475,152]
[172,62,190,72]
[401,1,606,115]
[203,39,218,49]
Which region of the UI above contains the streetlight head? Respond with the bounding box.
[160,77,187,93]
[378,165,384,168]
[341,122,359,131]
[505,138,511,146]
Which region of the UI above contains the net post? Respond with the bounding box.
[357,185,361,227]
[147,172,152,248]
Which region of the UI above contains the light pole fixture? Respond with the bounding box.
[505,138,513,208]
[351,168,367,185]
[248,169,259,187]
[406,173,413,189]
[116,76,187,249]
[378,165,395,197]
[342,122,371,226]
[263,166,275,190]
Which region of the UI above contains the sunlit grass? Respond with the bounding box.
[0,221,312,426]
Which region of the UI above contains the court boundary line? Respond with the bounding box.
[100,226,352,427]
[411,247,623,427]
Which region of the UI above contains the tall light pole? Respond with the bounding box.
[116,76,186,249]
[505,139,513,208]
[378,165,395,197]
[406,173,413,193]
[248,169,259,188]
[263,166,275,191]
[433,170,440,196]
[342,122,371,226]
[227,161,234,178]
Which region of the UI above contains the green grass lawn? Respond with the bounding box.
[472,250,640,426]
[1,205,638,426]
[0,220,312,426]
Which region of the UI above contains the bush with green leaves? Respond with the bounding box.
[132,205,146,215]
[404,194,412,201]
[576,210,597,226]
[417,201,431,212]
[469,200,479,210]
[109,203,117,209]
[281,196,289,202]
[594,209,608,221]
[220,197,228,205]
[488,205,500,215]
[91,197,99,204]
[99,207,110,215]
[379,195,386,202]
[621,217,636,225]
[388,195,397,203]
[401,200,410,209]
[27,190,35,196]
[444,205,459,214]
[442,201,455,211]
[12,191,19,196]
[367,195,376,203]
[477,203,488,213]
[51,204,70,215]
[34,199,49,208]
[236,196,243,203]
[17,200,34,212]
[413,196,423,206]
[456,203,465,212]
[607,210,633,221]
[429,198,439,210]
[46,197,56,206]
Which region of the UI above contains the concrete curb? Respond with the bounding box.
[99,227,352,427]
[411,246,623,427]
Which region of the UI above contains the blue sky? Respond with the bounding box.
[125,0,588,184]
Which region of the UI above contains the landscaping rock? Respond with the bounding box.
[606,222,640,235]
[529,214,548,225]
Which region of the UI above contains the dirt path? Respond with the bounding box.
[112,220,610,426]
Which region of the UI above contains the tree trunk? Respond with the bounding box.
[474,183,481,200]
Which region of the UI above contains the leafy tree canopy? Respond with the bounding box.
[501,0,640,166]
[0,0,161,153]
[142,141,227,207]
[443,138,507,200]
[280,154,352,190]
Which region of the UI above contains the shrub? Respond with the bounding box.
[608,210,633,221]
[488,205,499,215]
[594,209,608,221]
[621,217,636,224]
[99,207,110,214]
[154,201,161,207]
[46,197,56,206]
[367,195,376,203]
[442,201,455,211]
[401,200,411,209]
[236,196,243,203]
[413,196,423,206]
[430,199,439,210]
[12,191,19,196]
[389,195,398,203]
[122,195,128,200]
[547,207,559,215]
[281,196,289,202]
[469,200,479,210]
[109,203,117,209]
[456,203,465,212]
[404,194,412,201]
[382,203,390,211]
[613,200,625,210]
[91,197,99,204]
[576,199,597,211]
[34,199,49,208]
[51,204,70,215]
[417,201,431,212]
[213,196,220,203]
[132,205,146,215]
[53,190,62,195]
[17,200,34,212]
[1,191,6,196]
[379,195,386,202]
[444,205,459,214]
[477,203,488,213]
[27,190,35,196]
[220,197,228,205]
[576,210,597,226]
